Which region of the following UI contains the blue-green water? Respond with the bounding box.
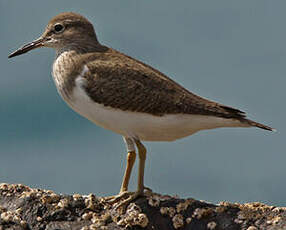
[1,0,285,206]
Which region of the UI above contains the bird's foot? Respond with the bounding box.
[104,191,133,203]
[113,190,143,210]
[103,187,152,210]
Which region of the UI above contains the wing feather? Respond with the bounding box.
[81,50,246,120]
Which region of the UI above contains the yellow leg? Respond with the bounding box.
[135,140,146,194]
[104,151,136,202]
[113,140,147,209]
[120,151,136,193]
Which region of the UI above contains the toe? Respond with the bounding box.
[104,191,132,203]
[114,190,144,210]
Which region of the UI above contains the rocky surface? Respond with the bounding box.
[0,183,286,230]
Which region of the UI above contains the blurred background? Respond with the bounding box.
[0,1,285,206]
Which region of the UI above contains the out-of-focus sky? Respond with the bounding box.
[1,1,285,206]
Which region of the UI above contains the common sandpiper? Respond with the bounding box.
[8,12,274,207]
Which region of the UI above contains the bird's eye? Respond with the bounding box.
[54,23,64,33]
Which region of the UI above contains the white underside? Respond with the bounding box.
[59,72,249,142]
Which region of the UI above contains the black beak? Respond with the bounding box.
[8,37,46,58]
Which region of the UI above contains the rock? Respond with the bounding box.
[0,183,286,230]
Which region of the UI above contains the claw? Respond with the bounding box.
[104,191,133,204]
[113,190,143,210]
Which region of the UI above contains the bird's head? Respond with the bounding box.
[9,12,99,58]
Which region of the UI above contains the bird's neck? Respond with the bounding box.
[55,41,107,58]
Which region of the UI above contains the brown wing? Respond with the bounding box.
[82,50,246,119]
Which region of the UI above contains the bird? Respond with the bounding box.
[8,12,274,207]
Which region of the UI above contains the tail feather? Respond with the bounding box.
[242,118,275,132]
